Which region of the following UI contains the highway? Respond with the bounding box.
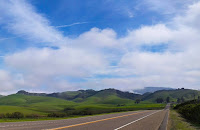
[0,105,169,130]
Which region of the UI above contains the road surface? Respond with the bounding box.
[0,105,170,130]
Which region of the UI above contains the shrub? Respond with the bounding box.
[64,107,75,112]
[156,98,164,103]
[47,112,66,117]
[0,114,5,119]
[26,114,42,118]
[176,100,200,123]
[4,112,24,119]
[11,112,24,119]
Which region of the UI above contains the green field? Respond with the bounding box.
[0,106,46,115]
[0,93,165,122]
[0,94,165,115]
[0,94,76,113]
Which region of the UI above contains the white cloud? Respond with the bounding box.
[0,0,66,45]
[0,70,14,91]
[71,28,119,48]
[139,0,198,15]
[0,70,26,94]
[174,1,200,30]
[122,24,173,46]
[5,47,107,77]
[1,0,200,93]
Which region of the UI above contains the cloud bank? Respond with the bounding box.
[0,0,200,94]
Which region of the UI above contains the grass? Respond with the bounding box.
[168,110,197,130]
[0,107,160,123]
[0,93,166,122]
[0,94,76,113]
[0,116,80,123]
[82,91,133,105]
[0,106,46,115]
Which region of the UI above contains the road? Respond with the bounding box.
[0,105,170,130]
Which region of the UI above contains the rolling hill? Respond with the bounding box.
[0,94,76,114]
[142,89,200,102]
[0,90,163,117]
[0,88,199,117]
[82,89,137,105]
[15,88,200,103]
[17,89,141,102]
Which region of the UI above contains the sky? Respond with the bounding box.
[0,0,200,94]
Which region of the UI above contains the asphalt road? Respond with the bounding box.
[0,105,170,130]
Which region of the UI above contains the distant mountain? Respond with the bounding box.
[16,89,141,102]
[133,87,174,94]
[48,89,98,101]
[142,89,200,102]
[17,90,46,96]
[15,88,200,103]
[17,89,98,101]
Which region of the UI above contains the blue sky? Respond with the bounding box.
[0,0,200,94]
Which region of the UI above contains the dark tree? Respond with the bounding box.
[177,98,180,103]
[166,97,170,103]
[198,96,200,101]
[181,96,185,103]
[12,112,24,119]
[0,114,5,119]
[193,93,196,100]
[156,98,164,103]
[135,99,141,104]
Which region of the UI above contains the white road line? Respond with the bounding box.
[114,110,162,130]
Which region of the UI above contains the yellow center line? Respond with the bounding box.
[49,110,151,130]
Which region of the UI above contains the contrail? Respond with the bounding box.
[0,34,26,41]
[55,22,89,28]
[0,22,89,41]
[0,36,21,41]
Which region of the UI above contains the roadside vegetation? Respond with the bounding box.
[168,110,196,130]
[168,95,200,130]
[174,99,200,124]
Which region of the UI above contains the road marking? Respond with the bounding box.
[49,111,150,130]
[114,110,162,130]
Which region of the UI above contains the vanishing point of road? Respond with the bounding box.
[0,104,170,130]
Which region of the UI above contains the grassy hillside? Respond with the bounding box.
[0,89,167,121]
[0,106,45,115]
[0,94,76,113]
[82,89,135,105]
[142,89,200,102]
